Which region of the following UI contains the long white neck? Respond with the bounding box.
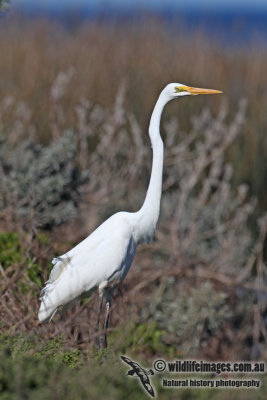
[135,91,169,243]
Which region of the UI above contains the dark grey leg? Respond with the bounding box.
[95,292,104,351]
[102,297,112,348]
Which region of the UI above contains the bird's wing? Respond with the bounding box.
[120,356,142,370]
[39,212,135,321]
[139,376,155,398]
[48,256,72,283]
[120,355,132,364]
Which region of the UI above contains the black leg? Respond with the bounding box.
[95,292,104,352]
[102,296,112,349]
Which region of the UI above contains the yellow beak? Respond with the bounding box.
[181,85,223,95]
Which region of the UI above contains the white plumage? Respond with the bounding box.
[38,212,139,322]
[38,83,222,348]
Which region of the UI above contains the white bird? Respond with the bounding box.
[38,83,222,349]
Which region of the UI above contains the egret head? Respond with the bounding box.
[163,83,222,100]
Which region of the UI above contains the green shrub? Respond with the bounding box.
[0,232,21,269]
[0,231,42,291]
[142,281,232,355]
[0,132,88,229]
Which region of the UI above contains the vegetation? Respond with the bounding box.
[0,132,88,229]
[0,0,9,13]
[0,14,266,400]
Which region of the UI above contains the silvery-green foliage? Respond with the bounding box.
[0,0,10,12]
[142,280,231,355]
[0,131,88,228]
[158,101,257,276]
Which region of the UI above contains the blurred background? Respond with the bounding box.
[0,1,267,399]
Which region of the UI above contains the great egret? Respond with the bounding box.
[38,83,222,349]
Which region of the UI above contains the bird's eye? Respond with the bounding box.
[175,87,184,93]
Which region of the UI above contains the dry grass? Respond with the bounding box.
[0,16,266,365]
[0,16,266,208]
